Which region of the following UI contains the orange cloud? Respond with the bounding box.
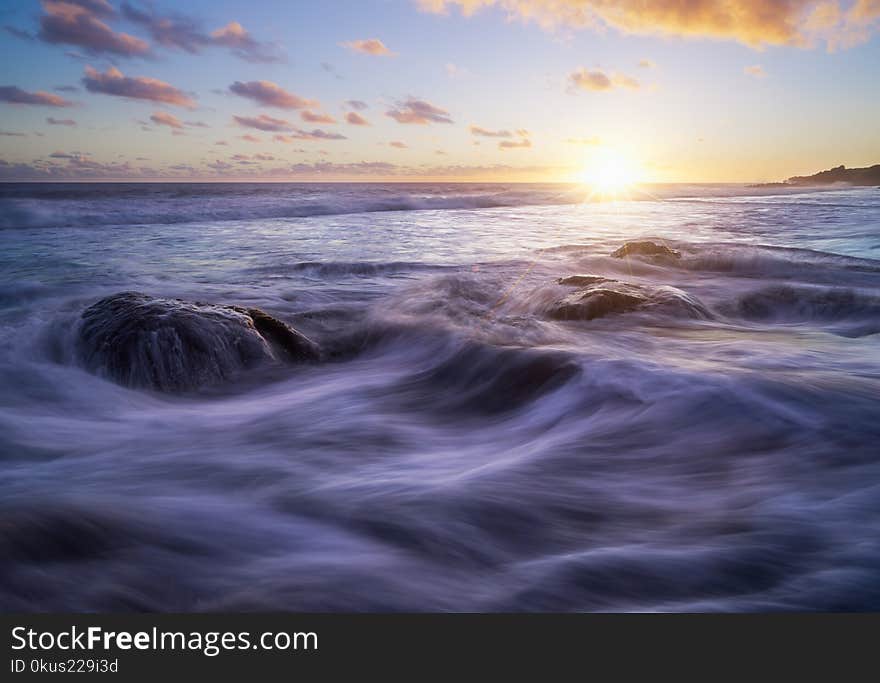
[569,67,640,92]
[345,112,370,125]
[211,21,283,63]
[301,110,337,124]
[744,64,767,77]
[341,38,396,55]
[499,138,531,149]
[417,0,880,49]
[150,111,184,129]
[389,141,408,148]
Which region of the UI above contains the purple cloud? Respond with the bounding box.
[210,21,284,63]
[386,98,453,124]
[120,4,284,62]
[38,0,150,57]
[0,86,73,107]
[229,81,317,110]
[4,25,34,41]
[345,112,369,125]
[470,125,512,138]
[233,114,293,132]
[82,66,196,108]
[47,117,77,125]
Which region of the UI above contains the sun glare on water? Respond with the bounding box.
[578,150,643,197]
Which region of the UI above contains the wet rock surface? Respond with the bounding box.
[550,280,711,321]
[77,292,319,391]
[611,241,681,260]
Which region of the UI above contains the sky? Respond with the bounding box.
[0,0,879,183]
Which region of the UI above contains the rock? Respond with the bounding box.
[77,292,319,391]
[557,275,614,287]
[232,306,320,362]
[611,241,681,259]
[548,280,710,321]
[549,285,645,321]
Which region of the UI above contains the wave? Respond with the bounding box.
[2,181,863,230]
[0,185,592,229]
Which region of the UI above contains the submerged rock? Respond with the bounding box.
[611,241,681,260]
[77,292,319,391]
[549,280,710,321]
[557,274,614,287]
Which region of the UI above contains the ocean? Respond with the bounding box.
[1,181,879,611]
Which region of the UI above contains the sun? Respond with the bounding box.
[578,149,642,195]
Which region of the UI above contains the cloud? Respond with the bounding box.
[119,4,284,61]
[215,140,228,145]
[185,120,209,128]
[292,128,347,141]
[54,85,79,92]
[341,38,395,55]
[211,21,284,62]
[744,64,767,77]
[566,136,602,145]
[150,111,184,129]
[239,134,261,142]
[38,0,150,57]
[498,130,531,149]
[4,25,34,41]
[416,0,880,49]
[568,67,640,92]
[346,100,368,110]
[386,98,453,124]
[301,110,337,124]
[228,80,317,110]
[569,68,612,91]
[638,58,656,68]
[47,117,77,125]
[233,114,292,132]
[82,66,196,107]
[0,86,73,107]
[120,3,202,51]
[253,153,275,161]
[0,130,27,136]
[389,141,408,148]
[613,72,640,89]
[345,112,370,125]
[235,121,344,142]
[470,125,512,138]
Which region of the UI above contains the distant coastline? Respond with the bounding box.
[751,164,880,188]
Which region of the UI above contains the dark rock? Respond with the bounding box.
[548,280,710,321]
[611,241,681,259]
[550,285,645,321]
[557,275,614,287]
[77,292,319,391]
[233,306,320,362]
